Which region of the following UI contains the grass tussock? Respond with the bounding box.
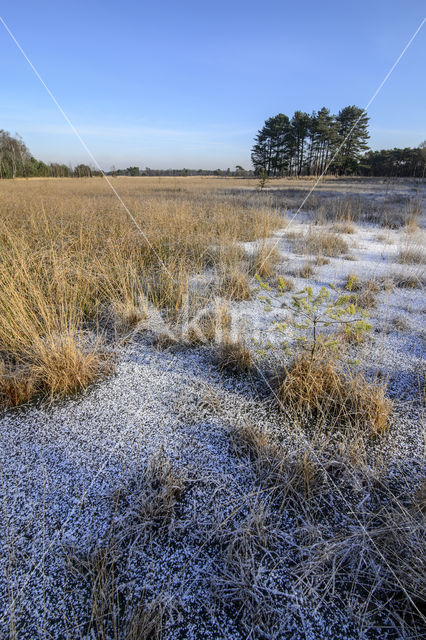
[249,244,281,279]
[274,354,391,435]
[397,247,425,264]
[344,274,380,308]
[391,271,425,289]
[215,336,253,373]
[298,262,316,279]
[313,255,330,266]
[187,304,231,344]
[218,268,252,300]
[0,334,109,407]
[332,220,355,234]
[290,228,349,257]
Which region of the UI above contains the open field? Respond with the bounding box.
[0,176,425,639]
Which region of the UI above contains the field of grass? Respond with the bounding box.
[0,176,424,640]
[0,177,281,406]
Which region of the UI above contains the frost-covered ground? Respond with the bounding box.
[0,183,424,639]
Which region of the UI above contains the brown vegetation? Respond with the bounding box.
[0,178,280,405]
[273,354,391,435]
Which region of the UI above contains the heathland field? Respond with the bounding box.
[0,176,425,639]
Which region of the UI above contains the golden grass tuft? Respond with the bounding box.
[219,268,252,300]
[187,304,231,344]
[0,366,36,407]
[215,336,253,373]
[397,247,425,264]
[290,228,349,257]
[274,354,391,435]
[249,244,281,279]
[332,220,355,234]
[0,334,109,407]
[31,334,110,399]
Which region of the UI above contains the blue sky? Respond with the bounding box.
[0,1,425,169]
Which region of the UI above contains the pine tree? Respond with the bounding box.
[333,106,369,175]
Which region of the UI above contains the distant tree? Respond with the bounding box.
[235,165,248,177]
[257,168,269,191]
[73,164,92,177]
[126,166,140,176]
[333,106,370,175]
[361,147,425,178]
[251,113,291,176]
[0,130,32,178]
[420,141,426,177]
[49,163,71,177]
[309,107,337,175]
[251,106,369,177]
[290,111,311,175]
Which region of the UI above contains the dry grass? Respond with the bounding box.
[290,228,349,257]
[391,271,425,289]
[0,333,110,407]
[344,274,379,308]
[397,247,425,264]
[0,178,281,405]
[219,268,252,300]
[215,336,253,373]
[332,220,355,234]
[66,455,184,639]
[187,304,231,344]
[248,244,281,278]
[313,255,330,266]
[273,354,392,435]
[298,262,316,279]
[391,316,409,332]
[229,421,425,636]
[312,194,422,229]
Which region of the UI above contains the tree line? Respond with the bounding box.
[1,126,424,179]
[360,146,425,178]
[252,107,425,177]
[0,132,248,179]
[0,130,102,179]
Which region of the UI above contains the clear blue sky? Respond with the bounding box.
[0,1,425,169]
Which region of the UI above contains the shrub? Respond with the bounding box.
[276,275,294,292]
[344,275,379,308]
[282,285,371,359]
